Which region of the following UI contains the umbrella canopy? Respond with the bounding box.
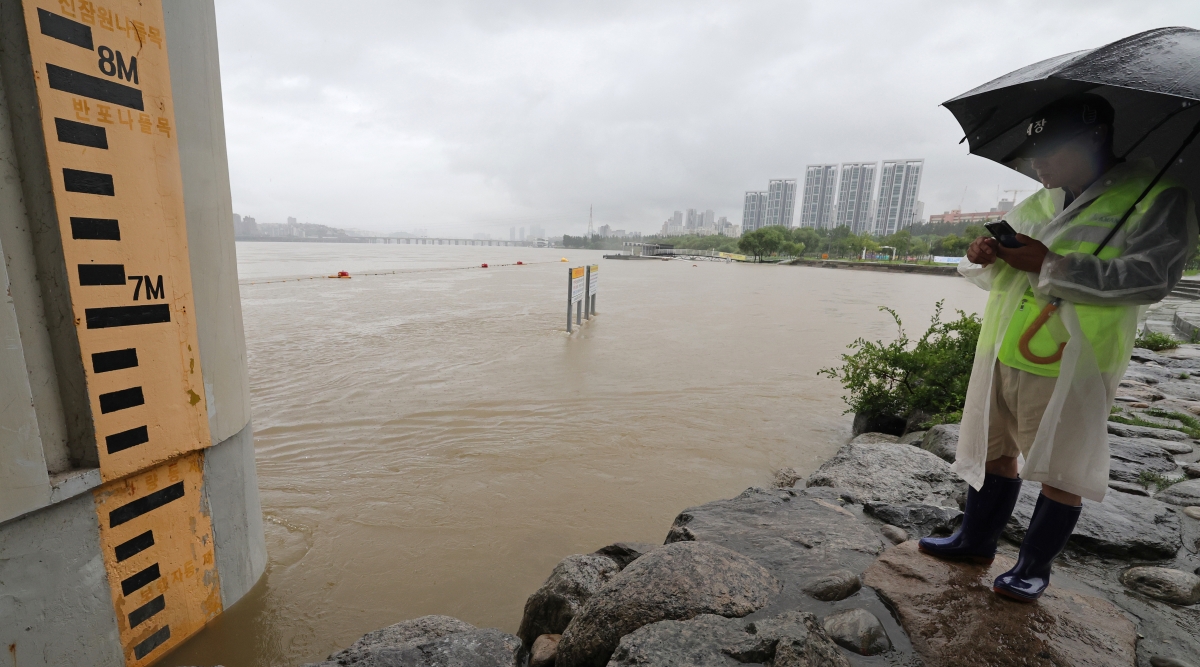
[944,27,1200,196]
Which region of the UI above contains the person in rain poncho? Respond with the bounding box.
[918,94,1198,602]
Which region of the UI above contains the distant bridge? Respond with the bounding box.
[235,236,543,247]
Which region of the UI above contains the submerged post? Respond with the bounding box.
[584,266,591,321]
[566,267,573,333]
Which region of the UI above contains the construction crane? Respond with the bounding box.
[588,204,594,237]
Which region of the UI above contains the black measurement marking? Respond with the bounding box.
[46,63,143,111]
[133,625,170,660]
[99,386,144,414]
[115,530,154,562]
[37,8,93,50]
[85,304,171,329]
[78,264,125,286]
[110,482,184,528]
[92,348,138,373]
[70,217,120,240]
[128,595,165,629]
[96,46,138,84]
[130,275,165,300]
[55,118,107,149]
[104,425,148,455]
[62,168,114,196]
[120,563,160,596]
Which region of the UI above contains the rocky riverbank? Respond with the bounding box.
[299,347,1200,667]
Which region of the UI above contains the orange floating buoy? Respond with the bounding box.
[481,263,488,268]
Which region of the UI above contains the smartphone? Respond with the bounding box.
[984,220,1024,248]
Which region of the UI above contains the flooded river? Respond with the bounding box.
[167,243,986,667]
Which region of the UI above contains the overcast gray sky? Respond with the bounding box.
[212,0,1200,238]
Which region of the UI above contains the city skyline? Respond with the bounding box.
[210,2,1200,239]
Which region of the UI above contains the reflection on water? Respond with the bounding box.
[167,244,985,666]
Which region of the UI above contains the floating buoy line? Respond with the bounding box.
[239,260,558,286]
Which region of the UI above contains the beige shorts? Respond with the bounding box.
[987,360,1058,462]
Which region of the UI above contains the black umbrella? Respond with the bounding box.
[944,26,1200,231]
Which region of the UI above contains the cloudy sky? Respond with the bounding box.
[212,0,1200,238]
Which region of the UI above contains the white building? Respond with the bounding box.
[833,162,877,234]
[799,165,837,229]
[742,191,767,233]
[874,159,924,236]
[763,179,797,228]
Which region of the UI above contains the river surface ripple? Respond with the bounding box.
[168,243,986,667]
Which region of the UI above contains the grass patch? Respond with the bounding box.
[1135,329,1179,351]
[1109,412,1200,439]
[1138,470,1186,492]
[1143,407,1200,438]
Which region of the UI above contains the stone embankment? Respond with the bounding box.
[300,347,1200,667]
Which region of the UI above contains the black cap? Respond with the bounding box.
[1004,93,1115,161]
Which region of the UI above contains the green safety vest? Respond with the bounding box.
[997,174,1175,377]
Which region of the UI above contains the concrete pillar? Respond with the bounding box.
[0,0,265,664]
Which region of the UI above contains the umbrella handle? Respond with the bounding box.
[1019,301,1065,364]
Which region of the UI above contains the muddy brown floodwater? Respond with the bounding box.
[166,243,986,667]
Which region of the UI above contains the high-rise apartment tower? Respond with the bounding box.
[763,179,797,228]
[834,162,877,234]
[742,191,767,232]
[800,165,838,229]
[874,159,924,236]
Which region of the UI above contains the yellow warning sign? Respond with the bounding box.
[92,452,221,665]
[18,0,210,480]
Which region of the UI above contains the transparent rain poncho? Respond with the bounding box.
[956,159,1198,501]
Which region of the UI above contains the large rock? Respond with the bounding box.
[308,615,522,667]
[1109,436,1181,484]
[555,541,779,667]
[517,553,620,647]
[806,441,963,508]
[821,608,890,656]
[1158,478,1200,506]
[1004,483,1182,559]
[607,612,849,667]
[864,541,1137,667]
[919,424,959,462]
[862,502,962,539]
[665,487,885,587]
[1108,420,1188,441]
[1121,566,1200,605]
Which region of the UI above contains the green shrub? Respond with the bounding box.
[819,301,981,428]
[1135,328,1178,351]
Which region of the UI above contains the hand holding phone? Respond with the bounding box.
[985,220,1025,248]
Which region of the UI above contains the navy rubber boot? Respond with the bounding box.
[918,473,1022,565]
[993,493,1082,602]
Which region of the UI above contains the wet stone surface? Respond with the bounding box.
[864,542,1137,667]
[806,441,965,508]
